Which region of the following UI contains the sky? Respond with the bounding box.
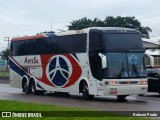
[0,0,160,51]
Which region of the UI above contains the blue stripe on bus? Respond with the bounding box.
[45,33,56,37]
[10,60,29,78]
[71,53,79,61]
[37,83,46,91]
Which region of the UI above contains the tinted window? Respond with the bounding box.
[101,33,144,52]
[57,34,86,53]
[103,53,146,79]
[57,35,73,53]
[25,39,36,55]
[35,38,47,54]
[89,32,102,80]
[11,41,27,56]
[46,37,58,53]
[11,34,87,56]
[89,32,102,53]
[72,34,87,53]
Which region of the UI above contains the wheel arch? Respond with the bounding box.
[79,78,90,94]
[28,76,36,88]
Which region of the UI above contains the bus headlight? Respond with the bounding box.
[105,81,118,85]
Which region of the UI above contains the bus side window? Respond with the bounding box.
[46,37,58,54]
[57,34,87,53]
[35,38,47,54]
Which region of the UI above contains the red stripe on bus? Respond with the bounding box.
[63,54,82,88]
[11,34,46,41]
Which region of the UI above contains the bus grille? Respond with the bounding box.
[119,81,139,84]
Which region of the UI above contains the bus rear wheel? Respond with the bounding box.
[30,81,44,95]
[82,81,94,100]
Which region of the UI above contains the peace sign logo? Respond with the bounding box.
[46,55,72,87]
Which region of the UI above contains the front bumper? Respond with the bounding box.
[103,85,148,96]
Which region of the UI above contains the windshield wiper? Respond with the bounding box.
[117,62,128,78]
[117,67,125,78]
[132,62,140,77]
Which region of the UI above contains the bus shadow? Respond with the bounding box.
[138,93,160,98]
[44,92,147,104]
[143,95,160,97]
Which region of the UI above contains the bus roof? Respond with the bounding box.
[83,27,139,33]
[11,27,139,41]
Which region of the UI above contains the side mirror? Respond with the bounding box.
[145,54,154,68]
[98,53,107,69]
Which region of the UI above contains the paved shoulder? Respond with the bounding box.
[0,76,9,84]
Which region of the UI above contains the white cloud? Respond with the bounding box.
[0,0,160,51]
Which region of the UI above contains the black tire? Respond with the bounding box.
[30,81,36,94]
[82,81,94,100]
[30,81,44,95]
[22,81,31,94]
[117,95,127,100]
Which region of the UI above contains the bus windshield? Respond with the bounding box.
[101,33,144,52]
[105,53,147,78]
[89,30,147,80]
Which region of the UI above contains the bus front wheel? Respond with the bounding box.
[82,81,94,100]
[23,81,30,94]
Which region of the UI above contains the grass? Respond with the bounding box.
[0,72,9,77]
[0,100,152,120]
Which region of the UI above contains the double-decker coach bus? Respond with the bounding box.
[9,27,147,100]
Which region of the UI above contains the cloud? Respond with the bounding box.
[0,0,159,50]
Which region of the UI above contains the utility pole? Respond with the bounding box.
[4,37,10,49]
[4,37,10,68]
[51,17,52,31]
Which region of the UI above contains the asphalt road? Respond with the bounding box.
[0,82,160,112]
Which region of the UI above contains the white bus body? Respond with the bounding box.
[9,27,148,100]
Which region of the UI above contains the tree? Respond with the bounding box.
[1,49,9,63]
[68,16,152,39]
[68,17,104,30]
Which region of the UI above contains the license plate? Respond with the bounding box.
[110,90,117,94]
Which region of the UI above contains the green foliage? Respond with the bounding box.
[1,49,9,62]
[68,16,152,39]
[0,100,151,120]
[68,17,104,30]
[0,72,9,76]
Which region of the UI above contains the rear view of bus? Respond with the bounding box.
[89,27,148,100]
